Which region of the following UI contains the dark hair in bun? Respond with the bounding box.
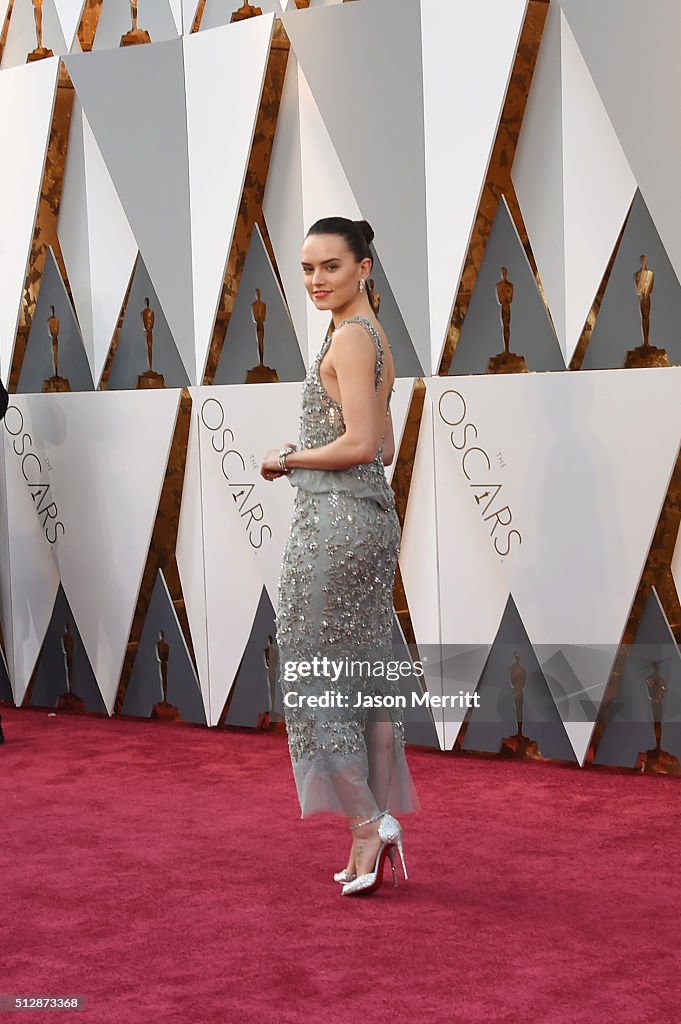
[306,216,378,315]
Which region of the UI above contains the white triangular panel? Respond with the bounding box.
[399,392,439,648]
[428,369,681,763]
[58,97,93,374]
[397,391,444,748]
[184,387,263,725]
[82,112,138,385]
[262,49,308,364]
[58,99,138,384]
[297,63,362,365]
[65,41,195,382]
[384,377,414,487]
[512,3,566,359]
[18,391,181,712]
[560,0,681,290]
[421,0,527,375]
[176,407,211,721]
[184,14,274,382]
[0,411,62,705]
[194,383,301,608]
[514,4,637,366]
[0,58,59,383]
[561,11,636,362]
[283,0,430,372]
[168,0,182,33]
[182,0,200,33]
[427,380,512,748]
[53,0,86,49]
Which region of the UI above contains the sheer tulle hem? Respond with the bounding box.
[290,746,422,820]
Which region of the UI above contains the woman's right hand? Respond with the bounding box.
[261,448,286,481]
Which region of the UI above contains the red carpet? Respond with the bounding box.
[2,705,680,1024]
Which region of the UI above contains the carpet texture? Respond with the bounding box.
[2,706,680,1024]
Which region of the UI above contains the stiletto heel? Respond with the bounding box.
[387,846,398,888]
[395,835,408,880]
[341,810,407,896]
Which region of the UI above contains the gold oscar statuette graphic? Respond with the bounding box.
[487,268,529,374]
[43,305,72,392]
[368,278,381,315]
[57,624,84,711]
[635,661,681,774]
[500,651,542,759]
[257,635,283,730]
[136,297,166,389]
[27,0,54,62]
[121,0,152,46]
[246,288,279,383]
[231,1,263,22]
[625,255,671,367]
[151,630,180,720]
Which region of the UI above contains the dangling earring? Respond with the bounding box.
[358,279,365,292]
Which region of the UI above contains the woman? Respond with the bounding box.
[261,217,420,896]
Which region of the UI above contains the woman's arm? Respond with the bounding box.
[284,324,389,471]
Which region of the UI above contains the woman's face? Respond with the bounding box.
[300,233,369,312]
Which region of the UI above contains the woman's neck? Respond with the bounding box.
[331,296,373,329]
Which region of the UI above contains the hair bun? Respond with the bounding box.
[355,219,374,246]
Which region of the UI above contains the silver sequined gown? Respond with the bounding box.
[275,316,420,819]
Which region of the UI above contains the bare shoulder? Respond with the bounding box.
[332,318,392,359]
[331,318,395,390]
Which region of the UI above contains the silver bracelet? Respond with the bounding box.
[278,445,296,472]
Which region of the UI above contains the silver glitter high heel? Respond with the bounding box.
[341,810,408,896]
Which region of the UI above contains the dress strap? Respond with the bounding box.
[333,315,384,391]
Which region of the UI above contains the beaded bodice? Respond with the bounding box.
[290,315,395,510]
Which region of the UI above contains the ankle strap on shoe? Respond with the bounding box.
[349,809,388,831]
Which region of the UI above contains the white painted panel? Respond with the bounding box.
[422,0,527,374]
[65,41,195,381]
[1,408,63,704]
[283,0,430,371]
[561,10,636,364]
[17,390,181,712]
[0,58,59,383]
[184,14,274,382]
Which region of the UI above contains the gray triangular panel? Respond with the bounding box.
[450,197,564,375]
[107,254,190,389]
[595,589,681,768]
[30,585,107,713]
[18,248,94,394]
[214,223,306,384]
[583,190,681,368]
[559,0,681,290]
[462,596,575,761]
[368,244,423,376]
[225,585,284,727]
[64,40,194,381]
[122,569,205,724]
[283,0,430,368]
